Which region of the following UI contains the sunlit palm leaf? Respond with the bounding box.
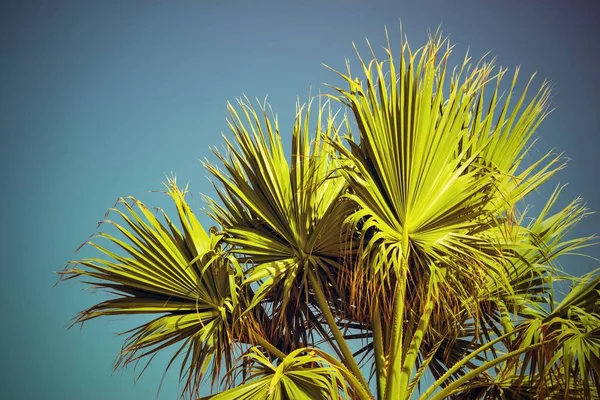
[62,178,239,397]
[326,28,566,398]
[203,97,363,372]
[439,272,600,400]
[537,272,600,399]
[201,347,353,400]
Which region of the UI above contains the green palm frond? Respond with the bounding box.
[479,184,594,331]
[202,347,359,400]
[61,178,239,397]
[326,28,557,313]
[440,272,600,400]
[324,27,582,398]
[203,96,369,385]
[204,96,348,306]
[540,272,600,399]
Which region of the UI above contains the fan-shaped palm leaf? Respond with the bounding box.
[325,28,563,398]
[204,97,367,387]
[201,347,370,400]
[61,179,239,397]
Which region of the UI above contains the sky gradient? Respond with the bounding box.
[1,1,599,399]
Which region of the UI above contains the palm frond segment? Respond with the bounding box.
[61,178,238,397]
[327,30,555,300]
[203,97,351,347]
[203,347,361,400]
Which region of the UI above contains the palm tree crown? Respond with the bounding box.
[62,29,600,400]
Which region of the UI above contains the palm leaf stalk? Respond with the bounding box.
[62,28,599,399]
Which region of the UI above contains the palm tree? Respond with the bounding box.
[61,29,600,399]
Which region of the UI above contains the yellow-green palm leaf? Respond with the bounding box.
[326,29,568,398]
[203,97,362,371]
[62,178,239,397]
[201,347,355,400]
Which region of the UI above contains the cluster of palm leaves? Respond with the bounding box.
[62,30,600,399]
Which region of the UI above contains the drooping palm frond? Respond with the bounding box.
[437,271,600,400]
[527,271,600,399]
[415,268,599,400]
[61,178,240,398]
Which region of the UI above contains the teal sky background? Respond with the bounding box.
[1,1,599,399]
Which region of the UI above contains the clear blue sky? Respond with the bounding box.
[1,1,599,399]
